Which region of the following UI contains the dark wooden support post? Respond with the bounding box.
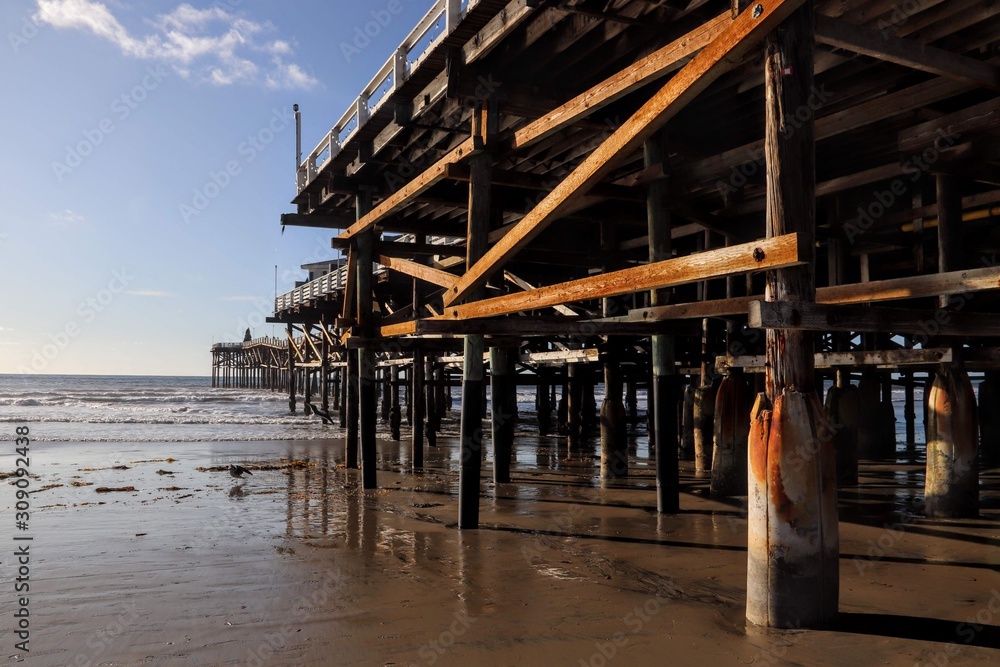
[425,357,438,447]
[436,365,448,423]
[748,2,838,629]
[711,369,754,497]
[303,325,313,415]
[490,346,516,484]
[390,365,402,441]
[346,350,359,468]
[287,324,296,414]
[600,346,628,479]
[979,372,1000,468]
[825,369,859,486]
[458,102,494,529]
[904,371,916,451]
[356,190,378,490]
[405,363,414,422]
[599,222,628,480]
[538,367,552,436]
[339,362,348,428]
[380,367,391,423]
[567,363,583,450]
[412,351,425,467]
[410,231,425,466]
[925,175,978,516]
[936,174,963,308]
[680,382,695,461]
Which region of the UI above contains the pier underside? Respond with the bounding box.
[227,0,1000,631]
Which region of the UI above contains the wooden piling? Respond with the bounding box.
[646,130,680,512]
[390,365,402,442]
[567,363,584,450]
[411,350,425,468]
[490,346,516,484]
[680,382,695,461]
[356,191,378,490]
[287,324,296,414]
[710,369,753,497]
[979,371,1000,468]
[537,368,553,436]
[600,346,628,479]
[747,2,838,629]
[458,102,493,529]
[346,350,359,469]
[926,363,979,517]
[857,371,882,459]
[693,378,718,473]
[825,370,859,487]
[425,357,438,447]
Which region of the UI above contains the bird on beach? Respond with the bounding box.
[229,464,253,479]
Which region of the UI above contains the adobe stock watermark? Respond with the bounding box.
[17,269,134,373]
[408,610,476,666]
[578,587,675,667]
[914,589,1000,667]
[180,107,295,223]
[716,84,834,198]
[340,0,413,63]
[7,11,42,54]
[68,602,141,667]
[844,126,959,243]
[52,66,169,183]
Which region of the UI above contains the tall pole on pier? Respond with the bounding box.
[356,189,378,489]
[747,1,838,629]
[458,101,495,529]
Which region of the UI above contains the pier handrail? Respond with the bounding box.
[274,234,463,314]
[297,0,473,191]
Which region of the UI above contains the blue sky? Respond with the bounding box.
[0,0,433,376]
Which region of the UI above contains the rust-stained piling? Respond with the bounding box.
[747,1,838,629]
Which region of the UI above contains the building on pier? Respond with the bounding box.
[220,0,1000,629]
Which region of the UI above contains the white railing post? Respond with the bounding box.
[357,95,370,128]
[445,0,462,33]
[393,47,408,90]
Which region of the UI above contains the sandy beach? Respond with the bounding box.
[3,433,999,666]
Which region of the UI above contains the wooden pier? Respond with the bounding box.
[217,0,1000,630]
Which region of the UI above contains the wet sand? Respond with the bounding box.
[2,430,999,666]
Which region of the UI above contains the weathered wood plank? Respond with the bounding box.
[718,348,957,373]
[444,0,806,306]
[815,16,1000,88]
[337,137,476,240]
[898,97,1000,154]
[627,265,1000,322]
[441,233,803,320]
[403,316,699,336]
[511,11,733,150]
[281,212,355,229]
[750,300,1000,337]
[377,254,458,289]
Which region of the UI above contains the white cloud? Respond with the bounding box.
[218,295,264,302]
[49,208,86,225]
[34,0,318,89]
[126,290,175,297]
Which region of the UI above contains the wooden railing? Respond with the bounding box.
[296,0,476,192]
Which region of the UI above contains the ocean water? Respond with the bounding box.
[0,374,336,442]
[0,374,933,447]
